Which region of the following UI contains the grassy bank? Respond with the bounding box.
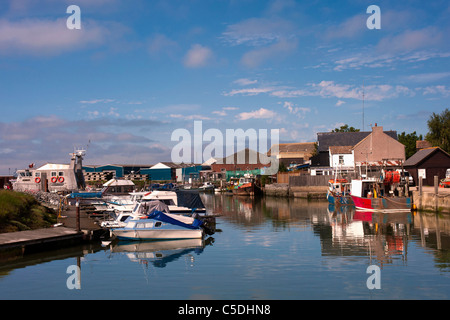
[0,190,57,233]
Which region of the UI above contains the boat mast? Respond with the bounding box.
[362,80,365,131]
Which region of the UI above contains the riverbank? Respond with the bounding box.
[264,183,450,213]
[0,190,57,233]
[264,183,327,199]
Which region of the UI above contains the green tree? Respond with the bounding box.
[425,108,450,152]
[332,124,360,132]
[398,131,423,159]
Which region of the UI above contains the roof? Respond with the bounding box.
[329,146,353,154]
[268,142,316,156]
[317,130,397,152]
[150,162,192,169]
[37,163,70,171]
[217,148,267,165]
[404,147,450,167]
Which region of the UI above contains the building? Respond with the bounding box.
[211,148,269,180]
[311,124,401,175]
[140,162,184,181]
[404,147,450,186]
[268,142,316,167]
[83,164,152,181]
[353,124,405,171]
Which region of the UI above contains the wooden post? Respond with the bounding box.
[76,198,81,232]
[434,175,439,211]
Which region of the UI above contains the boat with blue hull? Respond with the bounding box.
[326,178,353,206]
[111,211,204,240]
[110,190,215,240]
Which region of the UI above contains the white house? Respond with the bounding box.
[329,146,354,174]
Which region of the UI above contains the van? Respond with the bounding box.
[395,169,414,185]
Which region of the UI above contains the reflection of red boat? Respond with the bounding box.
[350,179,412,213]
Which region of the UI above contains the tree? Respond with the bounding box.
[426,108,450,153]
[332,124,360,132]
[398,131,423,159]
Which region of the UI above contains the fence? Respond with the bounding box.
[289,172,359,186]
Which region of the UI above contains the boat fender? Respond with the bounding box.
[35,177,41,183]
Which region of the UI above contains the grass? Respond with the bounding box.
[0,190,57,233]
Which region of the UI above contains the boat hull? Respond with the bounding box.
[327,191,354,206]
[351,195,412,213]
[112,228,203,241]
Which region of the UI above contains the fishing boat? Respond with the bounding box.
[327,178,353,206]
[350,175,412,213]
[231,175,262,196]
[111,202,205,240]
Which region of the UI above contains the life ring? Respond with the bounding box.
[58,176,65,183]
[35,177,41,183]
[51,177,58,183]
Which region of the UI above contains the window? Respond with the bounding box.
[339,155,344,165]
[136,223,145,229]
[58,172,64,177]
[51,172,57,177]
[155,222,162,228]
[35,172,40,177]
[145,222,154,228]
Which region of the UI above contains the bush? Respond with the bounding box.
[0,190,57,233]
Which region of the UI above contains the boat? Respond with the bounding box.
[230,175,262,196]
[350,175,412,213]
[111,201,205,240]
[198,182,214,192]
[12,149,87,193]
[140,190,206,214]
[327,178,353,206]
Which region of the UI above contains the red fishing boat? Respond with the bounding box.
[350,175,412,213]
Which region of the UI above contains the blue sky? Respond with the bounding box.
[0,0,449,174]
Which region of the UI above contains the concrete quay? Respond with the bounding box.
[412,186,450,213]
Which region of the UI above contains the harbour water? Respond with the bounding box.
[0,194,449,300]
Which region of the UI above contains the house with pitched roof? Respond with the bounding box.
[311,124,402,175]
[404,147,450,186]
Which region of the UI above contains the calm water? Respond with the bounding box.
[1,194,449,300]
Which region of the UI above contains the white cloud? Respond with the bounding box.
[0,18,126,56]
[224,87,274,96]
[233,78,258,86]
[221,17,296,47]
[422,85,450,97]
[80,99,115,104]
[335,100,345,107]
[183,44,213,68]
[236,108,277,120]
[226,80,416,101]
[282,102,310,118]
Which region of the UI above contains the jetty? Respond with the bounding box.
[0,227,83,254]
[0,200,104,255]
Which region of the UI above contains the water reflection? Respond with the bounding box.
[107,238,213,269]
[203,194,450,271]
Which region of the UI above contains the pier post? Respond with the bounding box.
[434,176,439,211]
[76,198,81,232]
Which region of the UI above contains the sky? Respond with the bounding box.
[0,0,449,174]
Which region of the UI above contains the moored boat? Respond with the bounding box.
[327,178,353,206]
[350,177,412,213]
[111,209,204,241]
